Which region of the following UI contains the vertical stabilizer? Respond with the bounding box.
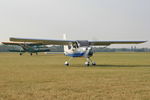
[63,34,68,53]
[63,34,66,40]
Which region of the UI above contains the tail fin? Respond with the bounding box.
[63,34,68,52]
[63,34,66,40]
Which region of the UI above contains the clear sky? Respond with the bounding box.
[0,0,149,48]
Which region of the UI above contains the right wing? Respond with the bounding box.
[2,42,45,46]
[10,37,76,45]
[89,40,147,46]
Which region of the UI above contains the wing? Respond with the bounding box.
[10,37,76,45]
[10,37,147,46]
[2,42,25,45]
[2,42,45,46]
[89,41,147,46]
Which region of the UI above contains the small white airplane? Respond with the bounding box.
[9,35,146,66]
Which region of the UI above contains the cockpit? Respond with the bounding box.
[67,40,90,50]
[68,42,78,50]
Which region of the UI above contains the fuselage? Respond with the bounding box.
[20,44,50,53]
[64,46,93,58]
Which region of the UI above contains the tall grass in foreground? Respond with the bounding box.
[0,52,150,100]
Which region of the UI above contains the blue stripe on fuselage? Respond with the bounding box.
[66,52,85,57]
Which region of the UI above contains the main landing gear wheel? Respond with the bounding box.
[19,53,22,56]
[92,62,96,66]
[85,58,96,66]
[85,62,90,66]
[64,57,73,66]
[64,61,69,66]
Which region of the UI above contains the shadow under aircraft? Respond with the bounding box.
[2,42,50,56]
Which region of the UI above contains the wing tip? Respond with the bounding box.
[1,42,8,44]
[9,37,15,41]
[140,40,148,43]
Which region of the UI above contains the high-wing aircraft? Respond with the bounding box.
[9,35,146,66]
[2,42,50,56]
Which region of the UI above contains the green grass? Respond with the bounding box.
[0,52,150,100]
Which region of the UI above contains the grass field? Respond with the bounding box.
[0,52,150,100]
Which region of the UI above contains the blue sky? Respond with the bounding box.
[0,0,149,48]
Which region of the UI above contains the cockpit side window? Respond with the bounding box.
[72,43,76,48]
[72,42,78,48]
[68,45,71,49]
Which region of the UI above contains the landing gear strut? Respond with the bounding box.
[85,57,96,66]
[64,57,73,66]
[64,57,96,66]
